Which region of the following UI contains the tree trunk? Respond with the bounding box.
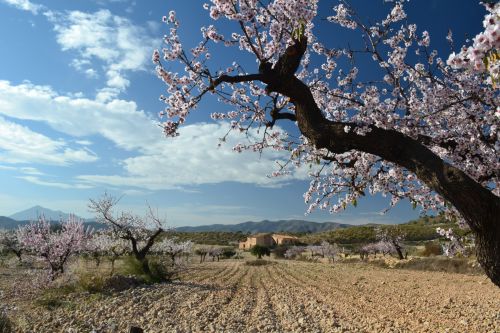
[110,258,116,276]
[259,41,500,286]
[394,245,404,260]
[135,253,151,276]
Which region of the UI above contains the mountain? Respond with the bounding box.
[0,216,106,231]
[174,219,351,234]
[9,205,80,221]
[0,216,28,229]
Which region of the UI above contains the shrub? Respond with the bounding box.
[420,242,443,257]
[119,256,175,283]
[76,272,107,293]
[272,245,290,259]
[221,247,236,259]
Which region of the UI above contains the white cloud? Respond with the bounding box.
[0,80,310,190]
[18,175,93,189]
[46,9,157,93]
[0,80,160,152]
[0,116,98,165]
[1,0,43,14]
[77,122,309,190]
[20,167,44,175]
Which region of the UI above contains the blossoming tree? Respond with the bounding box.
[17,215,92,279]
[88,193,167,277]
[0,230,23,262]
[154,1,500,286]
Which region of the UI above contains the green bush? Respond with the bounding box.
[250,245,271,259]
[119,256,174,283]
[221,247,236,259]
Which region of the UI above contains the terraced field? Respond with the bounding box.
[2,259,500,332]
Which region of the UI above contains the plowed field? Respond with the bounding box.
[2,260,500,332]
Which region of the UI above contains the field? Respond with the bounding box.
[1,257,499,333]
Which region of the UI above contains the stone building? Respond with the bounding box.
[238,233,298,250]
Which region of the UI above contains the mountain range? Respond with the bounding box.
[2,206,353,233]
[0,206,104,230]
[174,219,351,234]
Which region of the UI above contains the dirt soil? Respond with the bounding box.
[1,260,499,332]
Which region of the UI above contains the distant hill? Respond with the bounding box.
[175,219,351,234]
[0,217,106,231]
[9,205,81,221]
[0,216,26,229]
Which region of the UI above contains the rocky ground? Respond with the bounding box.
[1,259,499,332]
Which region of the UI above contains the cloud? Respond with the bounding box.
[0,80,310,190]
[18,175,93,189]
[0,116,98,165]
[77,122,309,190]
[0,0,43,14]
[45,9,157,94]
[0,80,160,152]
[20,167,44,175]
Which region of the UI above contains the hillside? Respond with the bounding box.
[300,215,464,245]
[0,216,26,229]
[174,219,351,234]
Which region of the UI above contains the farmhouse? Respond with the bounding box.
[238,233,298,249]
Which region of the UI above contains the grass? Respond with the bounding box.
[35,284,77,310]
[0,311,13,333]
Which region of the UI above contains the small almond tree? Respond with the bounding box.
[154,238,193,266]
[17,215,92,279]
[376,226,406,260]
[88,193,167,278]
[0,230,23,262]
[195,247,209,263]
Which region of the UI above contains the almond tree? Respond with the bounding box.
[88,193,167,277]
[208,247,224,261]
[376,226,406,260]
[17,215,92,279]
[0,230,23,262]
[320,241,339,263]
[154,1,500,286]
[284,246,305,259]
[154,238,193,266]
[86,233,111,267]
[195,246,209,263]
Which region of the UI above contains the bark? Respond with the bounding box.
[220,37,500,286]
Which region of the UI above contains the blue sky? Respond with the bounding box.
[0,0,486,226]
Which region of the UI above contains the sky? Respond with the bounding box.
[0,0,486,227]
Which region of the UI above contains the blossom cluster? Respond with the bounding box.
[436,227,468,257]
[447,2,499,77]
